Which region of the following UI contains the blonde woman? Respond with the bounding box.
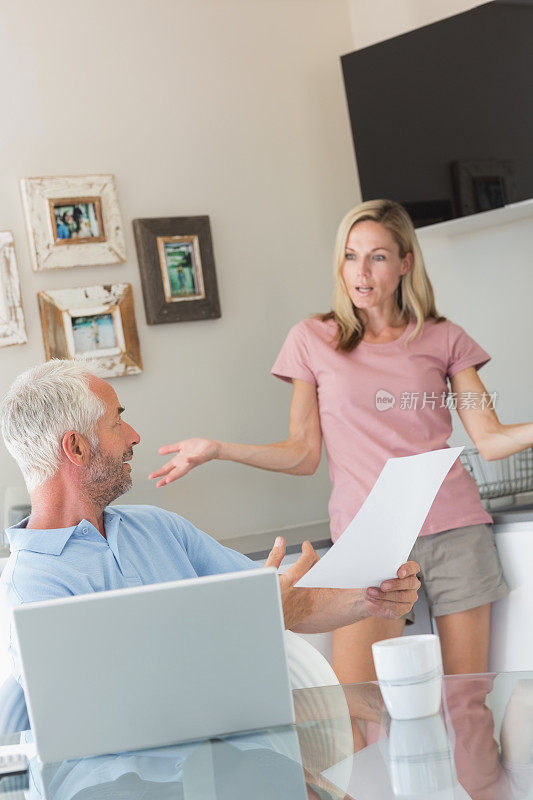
[150,199,532,680]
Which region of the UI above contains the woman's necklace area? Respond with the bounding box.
[362,316,409,345]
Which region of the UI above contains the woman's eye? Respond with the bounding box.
[345,253,355,260]
[373,254,386,261]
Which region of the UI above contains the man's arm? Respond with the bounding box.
[265,539,420,633]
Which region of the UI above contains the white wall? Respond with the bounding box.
[347,0,491,49]
[0,0,359,540]
[418,219,533,445]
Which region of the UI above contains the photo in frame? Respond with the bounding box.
[38,283,142,377]
[472,176,507,213]
[450,159,516,217]
[133,216,220,324]
[0,231,27,348]
[21,174,126,271]
[50,197,105,245]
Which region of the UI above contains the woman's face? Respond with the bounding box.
[341,220,412,314]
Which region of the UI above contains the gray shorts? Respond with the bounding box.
[404,523,509,623]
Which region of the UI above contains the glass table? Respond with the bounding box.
[1,672,532,799]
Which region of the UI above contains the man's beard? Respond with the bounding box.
[84,448,133,508]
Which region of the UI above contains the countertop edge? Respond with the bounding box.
[219,520,332,560]
[219,510,533,559]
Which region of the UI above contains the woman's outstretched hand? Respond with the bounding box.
[148,438,219,486]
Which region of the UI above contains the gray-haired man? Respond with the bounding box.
[0,360,420,731]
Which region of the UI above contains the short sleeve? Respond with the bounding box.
[271,323,317,386]
[171,514,257,577]
[447,322,491,379]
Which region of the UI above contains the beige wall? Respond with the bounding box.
[347,0,491,48]
[0,0,358,538]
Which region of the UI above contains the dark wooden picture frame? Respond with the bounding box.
[133,216,221,325]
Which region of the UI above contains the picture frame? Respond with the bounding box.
[472,175,507,213]
[21,174,126,271]
[38,283,142,378]
[450,160,516,217]
[132,216,221,325]
[0,232,27,348]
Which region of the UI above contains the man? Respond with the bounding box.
[0,360,419,729]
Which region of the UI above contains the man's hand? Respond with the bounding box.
[264,537,319,630]
[362,561,420,620]
[264,536,420,632]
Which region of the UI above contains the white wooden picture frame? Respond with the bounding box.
[0,231,27,348]
[21,174,126,271]
[38,283,142,378]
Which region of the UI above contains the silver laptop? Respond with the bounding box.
[13,567,294,763]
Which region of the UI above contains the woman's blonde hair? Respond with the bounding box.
[319,199,444,351]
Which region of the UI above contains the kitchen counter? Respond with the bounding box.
[220,507,533,560]
[220,520,332,561]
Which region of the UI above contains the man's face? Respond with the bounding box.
[84,377,140,506]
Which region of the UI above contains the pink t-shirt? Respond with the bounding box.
[271,317,493,541]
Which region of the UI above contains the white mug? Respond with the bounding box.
[372,634,443,720]
[389,715,457,796]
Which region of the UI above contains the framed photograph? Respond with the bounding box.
[133,216,220,324]
[0,232,27,348]
[450,160,516,217]
[472,176,507,213]
[50,197,105,245]
[21,174,126,271]
[38,283,142,378]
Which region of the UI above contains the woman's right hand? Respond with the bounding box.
[149,381,321,487]
[148,438,220,486]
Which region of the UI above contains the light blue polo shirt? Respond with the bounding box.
[0,505,257,730]
[3,505,255,606]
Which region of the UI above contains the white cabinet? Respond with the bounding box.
[490,521,533,671]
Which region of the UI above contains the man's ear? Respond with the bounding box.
[61,431,91,467]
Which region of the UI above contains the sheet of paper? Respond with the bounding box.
[295,447,463,588]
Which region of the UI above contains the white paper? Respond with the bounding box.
[295,447,463,588]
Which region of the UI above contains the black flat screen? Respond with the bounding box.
[341,1,533,226]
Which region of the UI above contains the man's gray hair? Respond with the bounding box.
[1,360,106,492]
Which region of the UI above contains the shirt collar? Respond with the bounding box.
[5,506,123,555]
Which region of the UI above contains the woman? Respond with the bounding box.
[149,199,532,680]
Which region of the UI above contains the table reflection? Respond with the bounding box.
[0,673,530,800]
[25,727,312,800]
[316,674,533,800]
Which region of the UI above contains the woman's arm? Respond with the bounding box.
[451,367,533,460]
[149,379,322,486]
